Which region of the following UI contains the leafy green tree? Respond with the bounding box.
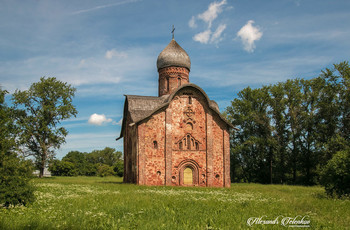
[113,160,124,177]
[49,159,77,176]
[226,61,350,186]
[62,151,95,176]
[320,149,350,198]
[97,164,115,177]
[87,147,122,167]
[226,86,274,183]
[268,83,288,183]
[0,89,34,207]
[12,77,77,178]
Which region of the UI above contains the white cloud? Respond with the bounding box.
[115,118,123,126]
[88,113,113,126]
[198,0,227,28]
[189,0,227,45]
[193,29,212,44]
[210,24,226,43]
[188,16,197,28]
[105,49,127,59]
[237,20,263,52]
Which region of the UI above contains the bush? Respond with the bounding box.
[0,88,35,207]
[0,153,35,207]
[97,164,115,177]
[113,161,124,177]
[49,159,77,176]
[320,150,350,198]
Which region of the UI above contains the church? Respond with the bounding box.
[117,37,233,187]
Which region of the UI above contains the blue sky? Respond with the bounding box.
[1,0,349,159]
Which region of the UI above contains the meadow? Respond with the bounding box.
[0,177,349,229]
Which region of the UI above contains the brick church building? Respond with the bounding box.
[117,38,233,187]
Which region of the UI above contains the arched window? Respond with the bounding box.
[195,142,199,150]
[166,76,169,92]
[178,76,181,87]
[189,96,192,104]
[179,141,183,150]
[187,135,191,150]
[153,141,158,149]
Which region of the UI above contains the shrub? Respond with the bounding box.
[97,164,115,177]
[49,159,77,176]
[113,161,124,177]
[320,150,350,198]
[0,88,35,207]
[0,153,35,207]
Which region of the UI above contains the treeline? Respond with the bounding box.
[226,61,350,186]
[49,147,124,177]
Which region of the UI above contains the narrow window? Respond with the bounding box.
[178,77,181,87]
[166,76,169,92]
[179,141,183,150]
[195,142,199,150]
[191,139,194,147]
[187,135,191,150]
[189,96,192,104]
[153,141,158,149]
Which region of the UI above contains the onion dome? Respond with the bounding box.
[157,39,191,71]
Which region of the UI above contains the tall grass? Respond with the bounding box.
[0,177,349,229]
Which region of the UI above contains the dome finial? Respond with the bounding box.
[171,25,175,40]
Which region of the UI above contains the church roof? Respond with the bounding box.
[123,95,167,122]
[116,84,233,140]
[157,39,191,71]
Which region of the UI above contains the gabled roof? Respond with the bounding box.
[116,84,234,140]
[125,95,166,122]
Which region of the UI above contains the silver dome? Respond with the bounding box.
[157,39,191,71]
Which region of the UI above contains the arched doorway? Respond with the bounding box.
[177,160,200,186]
[183,167,193,185]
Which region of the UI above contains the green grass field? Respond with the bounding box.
[0,177,349,229]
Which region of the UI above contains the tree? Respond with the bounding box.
[226,86,274,183]
[62,151,92,176]
[0,89,34,207]
[87,147,122,167]
[12,77,77,178]
[97,164,115,177]
[113,160,124,177]
[320,149,350,198]
[225,61,350,186]
[49,159,77,176]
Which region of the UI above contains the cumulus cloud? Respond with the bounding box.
[197,0,227,29]
[210,24,226,43]
[105,49,127,59]
[189,0,227,45]
[237,20,263,52]
[88,113,113,126]
[193,29,212,44]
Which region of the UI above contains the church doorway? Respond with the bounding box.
[178,160,200,186]
[183,167,193,185]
